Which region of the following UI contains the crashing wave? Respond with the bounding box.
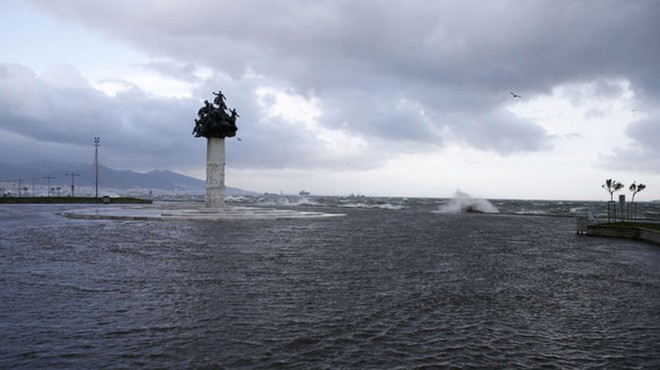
[433,190,499,214]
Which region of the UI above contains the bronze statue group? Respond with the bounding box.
[193,91,239,139]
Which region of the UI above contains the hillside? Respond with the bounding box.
[0,161,252,197]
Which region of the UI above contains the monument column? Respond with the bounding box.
[205,137,225,209]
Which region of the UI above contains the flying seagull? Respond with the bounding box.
[510,92,522,98]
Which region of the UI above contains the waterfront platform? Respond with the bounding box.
[585,223,660,246]
[58,204,345,221]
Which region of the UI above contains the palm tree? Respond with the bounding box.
[602,179,624,223]
[628,182,646,221]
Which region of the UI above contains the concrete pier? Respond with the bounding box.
[205,137,225,209]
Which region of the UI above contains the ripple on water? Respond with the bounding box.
[0,206,659,368]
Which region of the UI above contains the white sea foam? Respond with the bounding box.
[255,194,318,207]
[570,206,586,213]
[339,202,404,210]
[433,190,499,214]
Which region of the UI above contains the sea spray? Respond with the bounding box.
[254,193,319,207]
[434,190,499,213]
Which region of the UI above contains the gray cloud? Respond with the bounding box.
[602,115,660,174]
[9,0,660,173]
[27,1,660,93]
[0,63,202,171]
[627,118,660,153]
[452,110,552,154]
[137,61,199,82]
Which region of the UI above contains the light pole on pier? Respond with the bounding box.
[16,178,25,197]
[27,177,39,197]
[43,175,56,197]
[94,137,100,198]
[65,172,80,197]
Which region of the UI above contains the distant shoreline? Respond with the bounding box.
[0,196,152,204]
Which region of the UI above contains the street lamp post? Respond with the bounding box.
[16,178,25,197]
[27,177,38,197]
[43,175,55,197]
[94,137,100,198]
[65,172,80,197]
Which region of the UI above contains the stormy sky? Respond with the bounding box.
[1,0,659,200]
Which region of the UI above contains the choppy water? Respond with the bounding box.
[229,193,660,220]
[1,199,659,369]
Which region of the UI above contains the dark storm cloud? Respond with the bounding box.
[0,63,202,170]
[17,0,660,170]
[27,1,660,91]
[318,89,443,145]
[451,110,552,154]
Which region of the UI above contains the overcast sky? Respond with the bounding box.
[1,0,659,200]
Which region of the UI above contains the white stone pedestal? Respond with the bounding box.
[205,137,225,209]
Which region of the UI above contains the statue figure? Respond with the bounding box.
[193,90,239,139]
[229,108,240,124]
[197,100,213,118]
[213,91,227,110]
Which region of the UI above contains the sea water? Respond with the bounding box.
[1,198,659,368]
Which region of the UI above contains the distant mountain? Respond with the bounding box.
[0,161,253,196]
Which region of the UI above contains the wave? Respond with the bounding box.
[338,202,404,210]
[221,194,660,219]
[240,194,319,207]
[433,190,499,214]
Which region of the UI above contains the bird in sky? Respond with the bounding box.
[510,92,522,98]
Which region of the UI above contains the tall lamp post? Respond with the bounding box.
[27,177,38,197]
[65,172,80,197]
[43,175,55,197]
[17,178,25,197]
[94,137,100,198]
